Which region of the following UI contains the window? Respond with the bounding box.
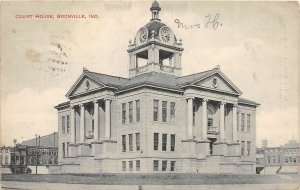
[193,104,196,126]
[62,116,65,133]
[268,156,271,163]
[136,160,140,171]
[136,133,140,151]
[129,134,133,151]
[237,112,239,131]
[247,114,251,132]
[273,156,276,164]
[66,115,70,133]
[136,100,140,122]
[122,161,126,171]
[278,155,281,163]
[162,134,167,151]
[122,135,126,152]
[66,142,70,156]
[129,161,133,171]
[170,161,176,171]
[154,133,159,150]
[153,160,159,171]
[241,113,245,131]
[208,118,213,129]
[170,102,175,123]
[153,100,159,121]
[247,141,251,156]
[162,160,167,171]
[241,141,245,156]
[62,143,65,157]
[129,101,133,123]
[4,155,8,164]
[0,155,2,164]
[162,101,167,122]
[122,103,126,124]
[171,134,175,151]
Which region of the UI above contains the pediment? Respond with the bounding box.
[192,73,241,95]
[67,75,105,97]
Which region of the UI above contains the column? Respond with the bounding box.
[232,104,237,142]
[105,98,111,139]
[202,99,208,140]
[80,104,85,143]
[187,98,193,139]
[70,106,76,144]
[93,101,99,141]
[219,102,225,142]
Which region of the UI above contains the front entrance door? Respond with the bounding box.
[208,138,217,155]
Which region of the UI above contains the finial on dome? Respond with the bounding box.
[150,1,161,21]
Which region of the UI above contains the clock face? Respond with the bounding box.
[139,28,148,43]
[160,28,170,42]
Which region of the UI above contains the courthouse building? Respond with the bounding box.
[54,1,259,174]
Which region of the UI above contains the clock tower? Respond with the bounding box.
[127,1,184,78]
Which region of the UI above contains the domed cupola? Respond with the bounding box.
[127,1,184,78]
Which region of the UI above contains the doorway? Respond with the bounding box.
[208,138,217,155]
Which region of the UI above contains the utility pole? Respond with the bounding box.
[35,134,38,175]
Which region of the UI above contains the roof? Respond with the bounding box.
[238,97,260,106]
[62,67,258,108]
[21,132,58,147]
[144,20,166,38]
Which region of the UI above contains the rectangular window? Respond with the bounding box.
[247,141,251,156]
[153,160,159,171]
[193,104,196,126]
[153,100,159,121]
[162,134,167,151]
[129,101,133,123]
[170,161,176,171]
[241,141,245,156]
[170,102,175,123]
[247,114,251,132]
[162,101,167,122]
[122,161,126,171]
[171,134,175,151]
[129,134,133,151]
[122,103,126,124]
[122,135,126,152]
[136,133,140,151]
[237,112,239,131]
[154,133,159,150]
[136,160,140,171]
[273,156,276,164]
[62,143,65,157]
[162,160,167,171]
[241,113,245,131]
[66,142,70,156]
[62,116,65,133]
[129,161,133,171]
[278,155,281,163]
[268,156,271,163]
[66,115,70,133]
[136,100,140,122]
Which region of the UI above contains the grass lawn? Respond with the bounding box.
[1,173,299,185]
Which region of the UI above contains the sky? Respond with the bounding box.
[1,1,299,147]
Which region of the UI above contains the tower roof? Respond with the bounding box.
[150,0,161,11]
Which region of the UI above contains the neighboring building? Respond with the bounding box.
[10,144,27,174]
[256,140,300,174]
[0,146,12,174]
[21,132,58,167]
[54,1,259,174]
[9,132,58,174]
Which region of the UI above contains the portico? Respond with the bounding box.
[68,97,113,157]
[185,95,240,157]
